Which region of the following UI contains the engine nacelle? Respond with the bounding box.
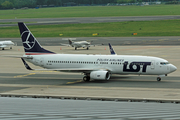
[90,71,110,80]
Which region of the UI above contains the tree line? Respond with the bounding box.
[0,0,178,9]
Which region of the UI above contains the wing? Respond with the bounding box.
[60,43,70,46]
[89,43,104,47]
[82,45,88,48]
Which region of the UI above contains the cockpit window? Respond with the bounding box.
[160,62,169,65]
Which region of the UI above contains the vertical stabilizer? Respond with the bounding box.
[108,43,116,55]
[18,22,55,55]
[68,39,73,45]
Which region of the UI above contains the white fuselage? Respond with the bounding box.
[71,41,90,48]
[0,41,14,49]
[24,54,176,76]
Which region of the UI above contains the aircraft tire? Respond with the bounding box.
[75,47,77,50]
[157,77,161,82]
[83,76,90,82]
[10,47,12,49]
[87,47,89,50]
[2,48,4,50]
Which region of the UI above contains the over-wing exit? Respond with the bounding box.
[18,22,177,82]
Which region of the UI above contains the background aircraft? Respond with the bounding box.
[0,41,15,50]
[18,22,177,82]
[60,39,103,50]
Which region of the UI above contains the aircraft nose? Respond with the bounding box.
[170,64,177,73]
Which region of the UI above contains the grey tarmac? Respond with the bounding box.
[1,36,180,46]
[1,15,180,27]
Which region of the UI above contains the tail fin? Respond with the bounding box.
[108,43,116,55]
[18,22,55,55]
[68,39,73,45]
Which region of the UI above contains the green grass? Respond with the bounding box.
[0,5,180,19]
[0,20,180,38]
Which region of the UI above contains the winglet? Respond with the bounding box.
[21,58,33,70]
[108,43,116,55]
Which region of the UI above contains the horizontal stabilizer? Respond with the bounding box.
[21,58,33,70]
[1,55,33,59]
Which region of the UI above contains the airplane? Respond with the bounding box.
[18,22,177,82]
[61,39,101,50]
[0,41,14,50]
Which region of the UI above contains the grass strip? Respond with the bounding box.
[0,20,180,38]
[0,5,180,19]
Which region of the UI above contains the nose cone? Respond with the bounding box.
[170,64,177,73]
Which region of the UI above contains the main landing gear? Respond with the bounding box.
[157,77,161,82]
[83,76,90,82]
[87,47,89,50]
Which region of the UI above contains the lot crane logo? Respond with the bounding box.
[22,31,35,50]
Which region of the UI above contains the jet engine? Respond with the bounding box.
[90,71,110,80]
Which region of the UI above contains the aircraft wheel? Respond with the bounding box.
[83,76,90,82]
[10,47,12,49]
[75,47,77,50]
[2,48,4,50]
[87,47,89,50]
[157,77,161,82]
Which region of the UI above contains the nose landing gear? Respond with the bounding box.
[157,74,167,81]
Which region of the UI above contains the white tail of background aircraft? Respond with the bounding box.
[18,22,177,82]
